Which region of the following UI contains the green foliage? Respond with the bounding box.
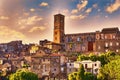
[77,55,89,61]
[98,53,108,66]
[68,64,97,80]
[97,69,105,80]
[22,64,30,68]
[68,64,96,80]
[70,51,120,80]
[77,51,117,66]
[107,55,120,61]
[77,64,85,80]
[68,64,85,80]
[98,59,120,80]
[98,51,117,66]
[9,69,38,80]
[84,72,95,80]
[89,53,98,61]
[106,51,116,57]
[68,72,78,80]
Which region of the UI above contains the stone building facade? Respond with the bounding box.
[95,28,120,53]
[30,52,67,79]
[53,14,120,53]
[65,32,96,52]
[53,14,65,44]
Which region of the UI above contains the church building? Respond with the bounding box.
[53,14,120,53]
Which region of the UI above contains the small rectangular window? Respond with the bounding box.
[77,37,81,42]
[116,42,119,46]
[105,49,108,52]
[110,42,112,46]
[101,34,104,39]
[105,42,108,47]
[116,49,119,52]
[113,35,115,39]
[98,46,101,50]
[105,35,107,39]
[95,64,97,66]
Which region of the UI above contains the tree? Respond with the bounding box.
[77,51,116,66]
[68,64,85,80]
[9,69,38,80]
[89,53,98,61]
[68,72,77,80]
[106,51,116,57]
[77,55,89,61]
[97,69,105,80]
[77,64,85,80]
[98,53,108,66]
[98,51,117,66]
[97,59,120,80]
[84,72,95,80]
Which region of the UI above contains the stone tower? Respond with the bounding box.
[53,14,65,43]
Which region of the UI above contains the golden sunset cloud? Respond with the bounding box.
[106,0,120,13]
[40,2,49,7]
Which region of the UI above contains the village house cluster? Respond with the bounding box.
[0,45,101,79]
[0,13,120,79]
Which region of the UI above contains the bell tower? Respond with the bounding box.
[53,14,65,43]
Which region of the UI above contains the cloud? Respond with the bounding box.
[40,2,49,7]
[62,9,69,14]
[71,9,78,14]
[0,16,9,20]
[18,16,43,26]
[0,26,27,42]
[70,14,86,20]
[85,8,92,13]
[70,7,92,20]
[30,8,35,12]
[28,26,46,33]
[106,0,120,13]
[70,0,89,19]
[77,0,88,11]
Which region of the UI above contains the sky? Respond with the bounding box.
[0,0,120,44]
